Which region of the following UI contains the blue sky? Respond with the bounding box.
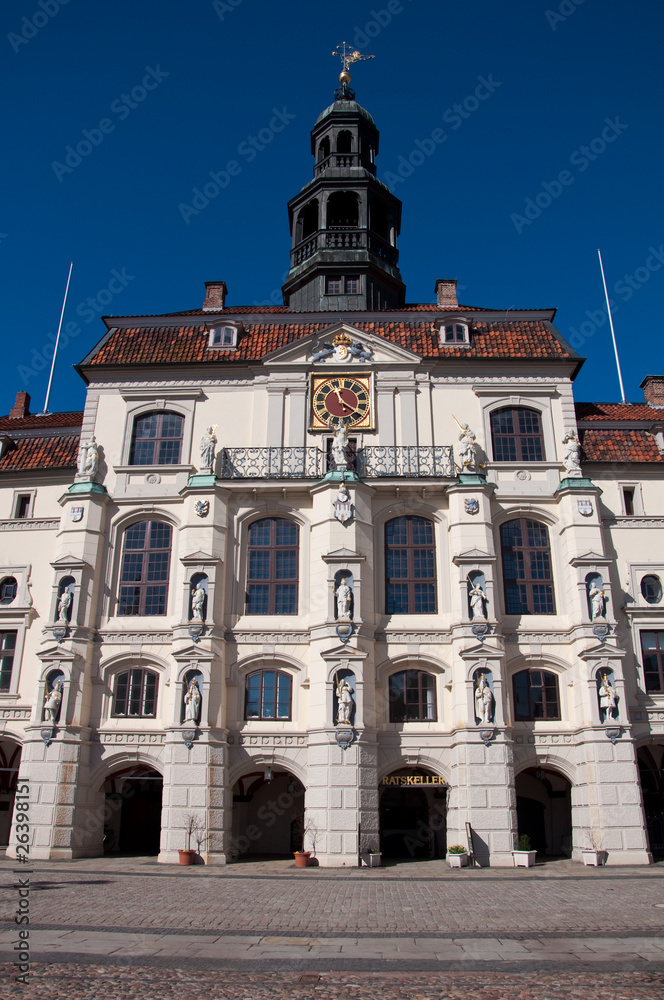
[1,0,663,413]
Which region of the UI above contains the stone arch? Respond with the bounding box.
[0,735,22,847]
[229,759,307,861]
[513,760,573,858]
[377,760,448,860]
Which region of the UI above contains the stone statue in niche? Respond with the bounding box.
[183,679,201,725]
[474,673,493,725]
[455,419,477,473]
[200,425,217,472]
[468,577,487,619]
[56,590,72,623]
[588,582,606,619]
[335,675,354,725]
[191,584,206,621]
[598,673,618,723]
[43,677,63,724]
[562,432,583,478]
[77,436,99,480]
[329,418,348,471]
[335,577,352,619]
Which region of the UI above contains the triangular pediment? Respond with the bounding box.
[180,551,218,565]
[459,641,503,659]
[320,643,367,660]
[453,548,496,564]
[37,644,76,663]
[50,554,90,570]
[262,323,422,367]
[172,644,214,662]
[570,551,611,566]
[578,640,626,660]
[322,547,364,562]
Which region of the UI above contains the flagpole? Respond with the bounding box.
[597,249,627,404]
[42,261,74,414]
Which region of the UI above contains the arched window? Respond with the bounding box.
[327,191,359,228]
[337,130,353,153]
[129,412,184,465]
[491,407,545,462]
[317,137,330,162]
[389,670,437,722]
[246,518,298,615]
[112,668,158,718]
[385,516,436,614]
[296,199,319,243]
[118,521,172,616]
[245,669,292,720]
[500,518,555,614]
[0,577,17,605]
[641,575,662,605]
[513,668,560,720]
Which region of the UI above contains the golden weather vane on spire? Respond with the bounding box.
[332,41,375,86]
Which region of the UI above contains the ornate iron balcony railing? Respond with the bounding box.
[219,446,455,480]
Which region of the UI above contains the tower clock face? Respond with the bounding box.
[309,373,374,430]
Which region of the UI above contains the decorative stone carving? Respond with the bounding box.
[200,425,217,472]
[183,678,202,725]
[468,578,487,620]
[335,676,354,724]
[56,590,72,623]
[333,483,353,524]
[43,677,63,724]
[588,582,606,619]
[77,436,99,481]
[335,577,352,619]
[329,419,348,471]
[454,418,477,473]
[562,432,583,478]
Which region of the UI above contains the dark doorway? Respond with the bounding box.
[0,738,21,847]
[379,768,446,859]
[638,746,664,861]
[231,770,306,861]
[103,765,163,856]
[515,767,572,857]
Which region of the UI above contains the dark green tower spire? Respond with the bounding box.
[282,62,406,312]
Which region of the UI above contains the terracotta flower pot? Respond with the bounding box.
[178,849,196,866]
[294,851,312,868]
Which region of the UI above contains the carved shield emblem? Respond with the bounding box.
[194,500,210,518]
[70,506,84,522]
[578,500,593,516]
[464,498,480,515]
[334,500,353,524]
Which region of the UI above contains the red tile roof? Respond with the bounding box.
[0,411,83,431]
[575,402,662,422]
[86,318,573,367]
[580,428,664,464]
[0,434,80,472]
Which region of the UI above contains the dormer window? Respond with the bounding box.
[435,316,470,347]
[208,324,239,349]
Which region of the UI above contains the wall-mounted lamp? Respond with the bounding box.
[264,767,273,783]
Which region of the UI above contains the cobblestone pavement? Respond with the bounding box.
[2,967,664,999]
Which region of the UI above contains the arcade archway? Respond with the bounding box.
[0,738,21,847]
[102,764,163,856]
[515,766,572,857]
[379,767,447,859]
[230,768,305,861]
[638,745,664,861]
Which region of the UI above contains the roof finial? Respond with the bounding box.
[332,42,375,98]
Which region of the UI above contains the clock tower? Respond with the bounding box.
[281,66,406,311]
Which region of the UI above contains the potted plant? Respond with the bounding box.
[178,812,201,866]
[293,816,319,868]
[512,833,537,867]
[359,842,382,867]
[581,828,606,866]
[447,843,468,868]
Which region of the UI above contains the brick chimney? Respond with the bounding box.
[9,391,30,419]
[202,281,228,312]
[640,375,664,408]
[434,279,458,308]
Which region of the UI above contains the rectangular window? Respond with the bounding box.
[346,278,360,294]
[641,631,664,693]
[0,631,17,691]
[210,325,237,347]
[622,487,635,516]
[13,495,32,519]
[326,277,343,295]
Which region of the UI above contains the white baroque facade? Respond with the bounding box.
[0,81,662,867]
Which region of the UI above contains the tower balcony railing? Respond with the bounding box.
[314,152,362,174]
[290,228,399,268]
[219,446,455,480]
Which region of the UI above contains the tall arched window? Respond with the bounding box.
[500,518,555,614]
[491,407,545,462]
[129,412,184,465]
[385,516,436,614]
[513,668,560,720]
[246,518,299,615]
[112,668,159,718]
[389,670,437,722]
[245,669,292,720]
[118,521,172,616]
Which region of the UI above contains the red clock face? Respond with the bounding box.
[310,375,373,429]
[325,385,359,418]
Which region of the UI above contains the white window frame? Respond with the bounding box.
[11,491,35,519]
[436,316,470,348]
[619,482,643,516]
[208,323,240,350]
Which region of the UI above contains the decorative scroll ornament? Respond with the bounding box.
[334,725,356,751]
[464,498,479,515]
[578,500,593,516]
[334,482,353,524]
[194,500,210,518]
[70,506,84,522]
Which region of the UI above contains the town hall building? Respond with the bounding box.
[0,66,663,867]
